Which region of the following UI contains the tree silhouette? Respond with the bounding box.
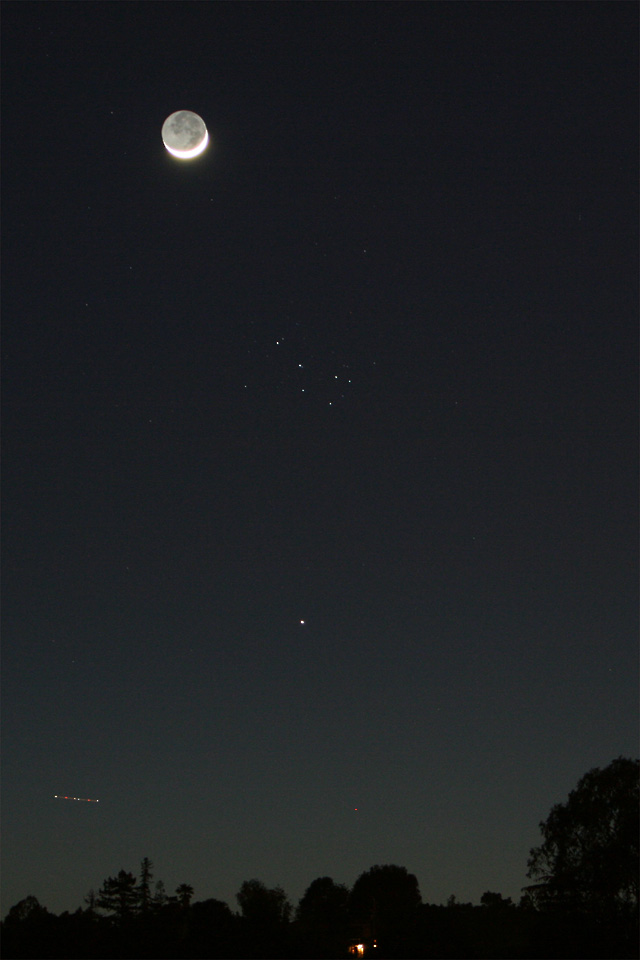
[189,898,237,958]
[350,863,421,927]
[526,756,639,919]
[137,857,154,914]
[96,870,139,923]
[175,883,194,909]
[236,879,292,959]
[296,876,349,928]
[83,888,98,916]
[480,891,514,910]
[295,876,350,957]
[236,878,291,927]
[2,896,55,959]
[151,879,168,911]
[349,864,421,955]
[4,895,50,925]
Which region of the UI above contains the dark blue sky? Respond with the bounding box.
[2,1,637,917]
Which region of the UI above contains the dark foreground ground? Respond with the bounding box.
[2,899,638,960]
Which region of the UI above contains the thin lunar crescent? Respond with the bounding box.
[162,111,209,159]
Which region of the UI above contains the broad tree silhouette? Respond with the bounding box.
[295,876,350,957]
[236,878,292,927]
[525,756,639,958]
[526,757,639,917]
[349,863,421,956]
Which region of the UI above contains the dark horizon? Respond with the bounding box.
[2,0,637,924]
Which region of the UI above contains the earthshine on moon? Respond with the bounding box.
[162,111,209,159]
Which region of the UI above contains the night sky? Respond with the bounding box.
[2,1,637,919]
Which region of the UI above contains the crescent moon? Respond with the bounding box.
[162,111,209,160]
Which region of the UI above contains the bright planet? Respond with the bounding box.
[161,110,209,159]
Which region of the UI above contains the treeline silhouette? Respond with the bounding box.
[2,758,638,959]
